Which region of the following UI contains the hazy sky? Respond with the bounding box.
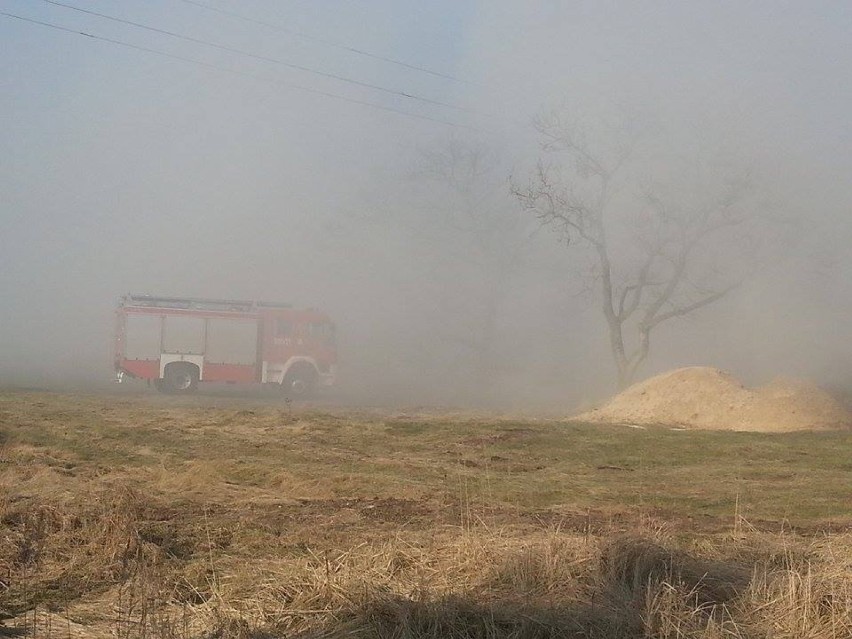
[2,1,851,402]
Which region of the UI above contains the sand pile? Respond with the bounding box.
[578,367,852,432]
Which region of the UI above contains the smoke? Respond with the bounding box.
[2,1,851,406]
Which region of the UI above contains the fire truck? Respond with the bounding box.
[114,294,337,395]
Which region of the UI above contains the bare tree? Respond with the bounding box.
[514,111,756,389]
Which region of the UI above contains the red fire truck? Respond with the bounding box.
[114,295,337,395]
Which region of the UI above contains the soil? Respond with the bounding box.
[578,367,852,432]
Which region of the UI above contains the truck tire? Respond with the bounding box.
[161,363,199,394]
[282,364,317,399]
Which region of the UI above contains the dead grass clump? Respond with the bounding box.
[0,428,8,462]
[353,594,622,639]
[0,487,167,615]
[600,536,749,608]
[733,537,852,638]
[484,535,593,601]
[642,582,739,639]
[179,533,626,639]
[147,461,228,497]
[634,535,852,639]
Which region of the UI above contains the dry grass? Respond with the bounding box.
[1,391,852,638]
[3,491,851,638]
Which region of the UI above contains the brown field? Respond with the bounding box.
[1,390,851,638]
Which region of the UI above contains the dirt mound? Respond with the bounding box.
[578,367,852,432]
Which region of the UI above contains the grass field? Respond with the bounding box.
[1,391,851,638]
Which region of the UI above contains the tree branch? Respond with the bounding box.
[617,247,665,321]
[647,283,740,328]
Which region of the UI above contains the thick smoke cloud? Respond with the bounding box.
[2,1,851,406]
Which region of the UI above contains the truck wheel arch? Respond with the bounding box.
[160,361,200,394]
[280,359,319,397]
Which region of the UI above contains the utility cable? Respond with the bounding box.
[37,0,474,114]
[177,0,469,85]
[1,11,482,130]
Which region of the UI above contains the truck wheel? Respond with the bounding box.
[162,364,199,394]
[282,365,317,399]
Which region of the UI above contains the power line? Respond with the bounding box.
[1,11,481,131]
[37,0,475,114]
[177,0,469,85]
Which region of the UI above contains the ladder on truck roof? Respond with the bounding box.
[122,295,292,313]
